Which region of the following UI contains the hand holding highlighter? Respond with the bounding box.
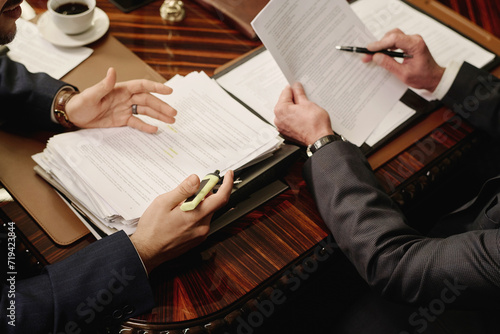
[180,170,221,211]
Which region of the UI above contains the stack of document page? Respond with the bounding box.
[33,71,283,236]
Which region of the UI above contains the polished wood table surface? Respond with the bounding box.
[438,0,500,37]
[1,0,500,333]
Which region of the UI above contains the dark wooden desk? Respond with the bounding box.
[2,0,500,333]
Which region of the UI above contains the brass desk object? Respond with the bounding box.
[160,0,186,23]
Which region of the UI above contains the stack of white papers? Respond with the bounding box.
[33,71,283,236]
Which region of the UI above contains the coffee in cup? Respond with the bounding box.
[47,0,96,35]
[54,3,90,15]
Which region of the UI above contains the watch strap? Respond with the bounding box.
[307,134,343,157]
[54,88,78,129]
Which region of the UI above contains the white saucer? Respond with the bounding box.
[38,7,110,47]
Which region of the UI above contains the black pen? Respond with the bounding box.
[336,46,413,58]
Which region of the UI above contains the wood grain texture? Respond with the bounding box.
[101,0,262,79]
[127,161,331,328]
[437,0,500,38]
[26,0,262,80]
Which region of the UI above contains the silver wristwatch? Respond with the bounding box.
[306,134,343,157]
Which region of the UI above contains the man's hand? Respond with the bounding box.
[274,82,334,146]
[65,67,177,133]
[362,28,445,92]
[130,170,234,273]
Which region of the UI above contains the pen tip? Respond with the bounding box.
[335,46,341,49]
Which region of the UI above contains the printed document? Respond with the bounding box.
[351,0,495,100]
[251,0,407,146]
[216,50,287,125]
[218,0,496,147]
[33,72,282,234]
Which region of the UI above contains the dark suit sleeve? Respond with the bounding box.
[441,61,500,137]
[303,141,500,309]
[0,56,67,130]
[301,62,500,308]
[0,231,155,333]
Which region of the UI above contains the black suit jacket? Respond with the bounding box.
[303,62,500,309]
[0,57,155,333]
[0,56,65,129]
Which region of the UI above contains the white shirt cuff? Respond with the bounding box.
[432,60,463,100]
[127,235,149,277]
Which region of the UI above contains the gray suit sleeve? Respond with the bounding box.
[303,141,500,308]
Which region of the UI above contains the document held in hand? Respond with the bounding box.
[242,0,496,147]
[250,0,407,146]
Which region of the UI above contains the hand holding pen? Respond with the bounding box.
[349,28,445,92]
[336,45,413,58]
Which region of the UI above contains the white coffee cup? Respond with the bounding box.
[47,0,96,35]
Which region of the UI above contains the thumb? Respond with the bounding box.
[276,84,293,105]
[101,67,117,93]
[290,82,309,104]
[166,174,200,209]
[87,67,117,101]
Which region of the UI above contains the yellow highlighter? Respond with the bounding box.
[180,170,221,211]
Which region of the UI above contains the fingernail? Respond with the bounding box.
[187,174,198,188]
